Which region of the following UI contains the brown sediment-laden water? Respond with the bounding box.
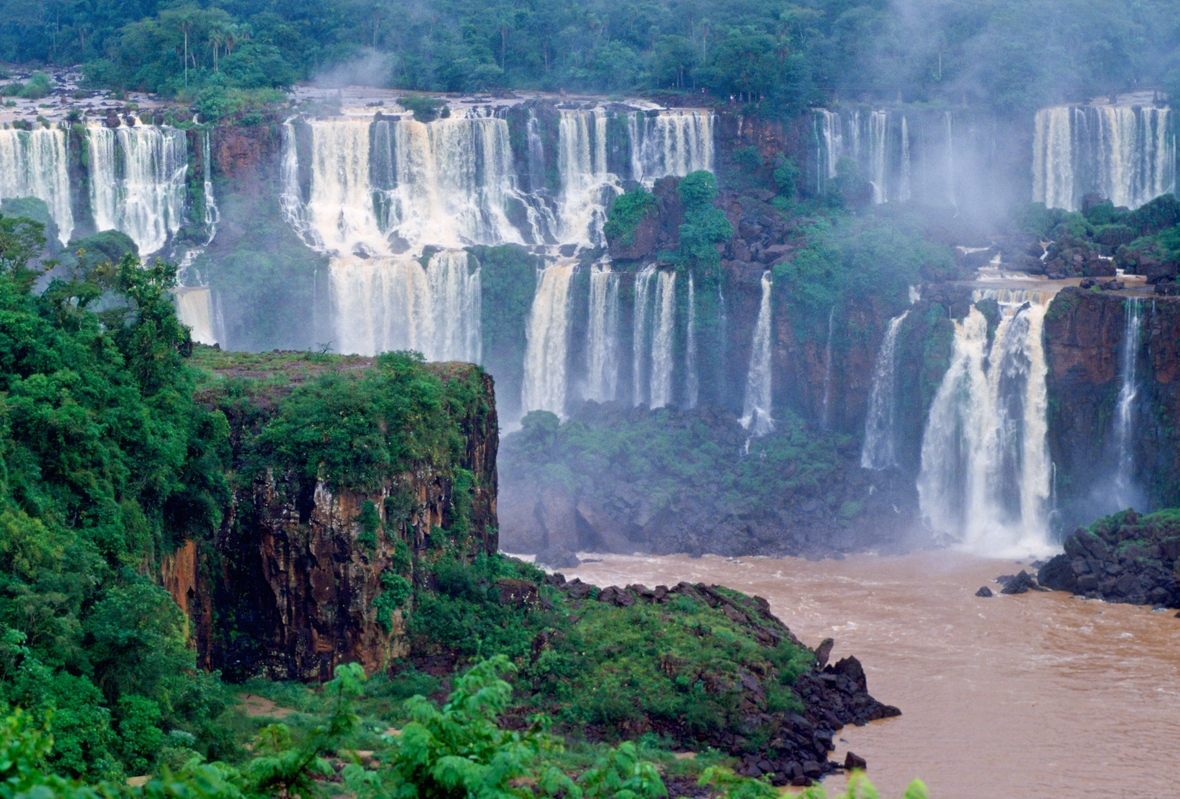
[560,550,1180,798]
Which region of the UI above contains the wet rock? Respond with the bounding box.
[975,586,993,597]
[999,571,1043,594]
[844,751,867,770]
[814,638,835,669]
[535,544,580,570]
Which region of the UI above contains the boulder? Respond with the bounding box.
[975,586,993,597]
[999,571,1043,595]
[814,638,835,669]
[535,544,580,570]
[844,751,868,770]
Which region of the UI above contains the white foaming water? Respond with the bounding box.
[0,128,73,244]
[629,110,714,185]
[522,262,575,416]
[1033,105,1175,211]
[869,110,887,204]
[1112,297,1145,507]
[632,264,656,406]
[649,269,677,409]
[861,310,909,469]
[917,289,1055,556]
[586,263,620,402]
[329,250,480,361]
[685,273,699,408]
[88,124,188,255]
[740,272,773,436]
[201,128,219,244]
[557,108,619,246]
[175,286,218,345]
[372,115,528,250]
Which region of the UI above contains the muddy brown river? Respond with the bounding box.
[556,550,1180,798]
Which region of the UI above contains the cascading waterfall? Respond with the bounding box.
[0,128,73,244]
[943,112,956,207]
[917,289,1055,555]
[632,265,656,406]
[861,310,910,469]
[585,264,620,402]
[329,250,480,361]
[649,270,677,409]
[201,128,219,244]
[685,273,699,408]
[1032,105,1175,211]
[371,115,529,250]
[740,272,774,436]
[558,108,618,246]
[302,118,386,255]
[522,262,575,416]
[1112,298,1145,507]
[629,110,714,184]
[869,111,887,204]
[88,124,188,255]
[814,110,843,188]
[821,307,835,429]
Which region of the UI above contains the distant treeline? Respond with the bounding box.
[0,0,1178,114]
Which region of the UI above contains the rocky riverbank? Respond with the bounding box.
[1038,509,1180,607]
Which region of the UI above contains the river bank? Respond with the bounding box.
[550,549,1180,798]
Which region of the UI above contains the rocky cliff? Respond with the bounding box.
[1045,288,1180,528]
[164,350,498,681]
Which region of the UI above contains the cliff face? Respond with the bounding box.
[165,353,498,682]
[1045,288,1180,527]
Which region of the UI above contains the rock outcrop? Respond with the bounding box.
[1039,510,1180,606]
[172,352,498,681]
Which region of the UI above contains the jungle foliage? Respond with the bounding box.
[0,0,1174,115]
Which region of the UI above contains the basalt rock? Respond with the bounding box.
[1039,510,1180,607]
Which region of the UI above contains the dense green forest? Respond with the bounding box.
[1,0,1178,113]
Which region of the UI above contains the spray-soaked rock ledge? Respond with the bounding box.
[1039,510,1180,607]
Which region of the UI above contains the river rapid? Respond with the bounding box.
[557,550,1180,798]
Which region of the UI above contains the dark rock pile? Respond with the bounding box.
[1038,510,1180,607]
[546,574,900,785]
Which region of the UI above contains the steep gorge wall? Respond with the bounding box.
[1046,288,1180,528]
[162,355,498,681]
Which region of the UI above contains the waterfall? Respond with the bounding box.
[1112,298,1144,507]
[328,249,480,361]
[685,273,699,408]
[861,310,909,469]
[632,265,656,406]
[557,108,618,246]
[1032,105,1175,211]
[585,264,620,402]
[522,262,575,416]
[821,307,835,429]
[175,286,218,345]
[88,124,188,255]
[917,289,1054,555]
[0,128,73,244]
[899,116,912,203]
[372,115,528,250]
[815,110,843,183]
[649,270,677,409]
[740,272,773,436]
[630,110,714,184]
[201,129,219,244]
[869,111,887,204]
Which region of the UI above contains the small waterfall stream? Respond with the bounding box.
[861,310,910,469]
[88,124,188,255]
[586,264,620,403]
[821,307,835,429]
[629,110,715,185]
[0,128,73,244]
[632,265,656,406]
[740,272,774,436]
[522,262,575,416]
[649,270,677,409]
[1112,298,1145,507]
[917,289,1054,555]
